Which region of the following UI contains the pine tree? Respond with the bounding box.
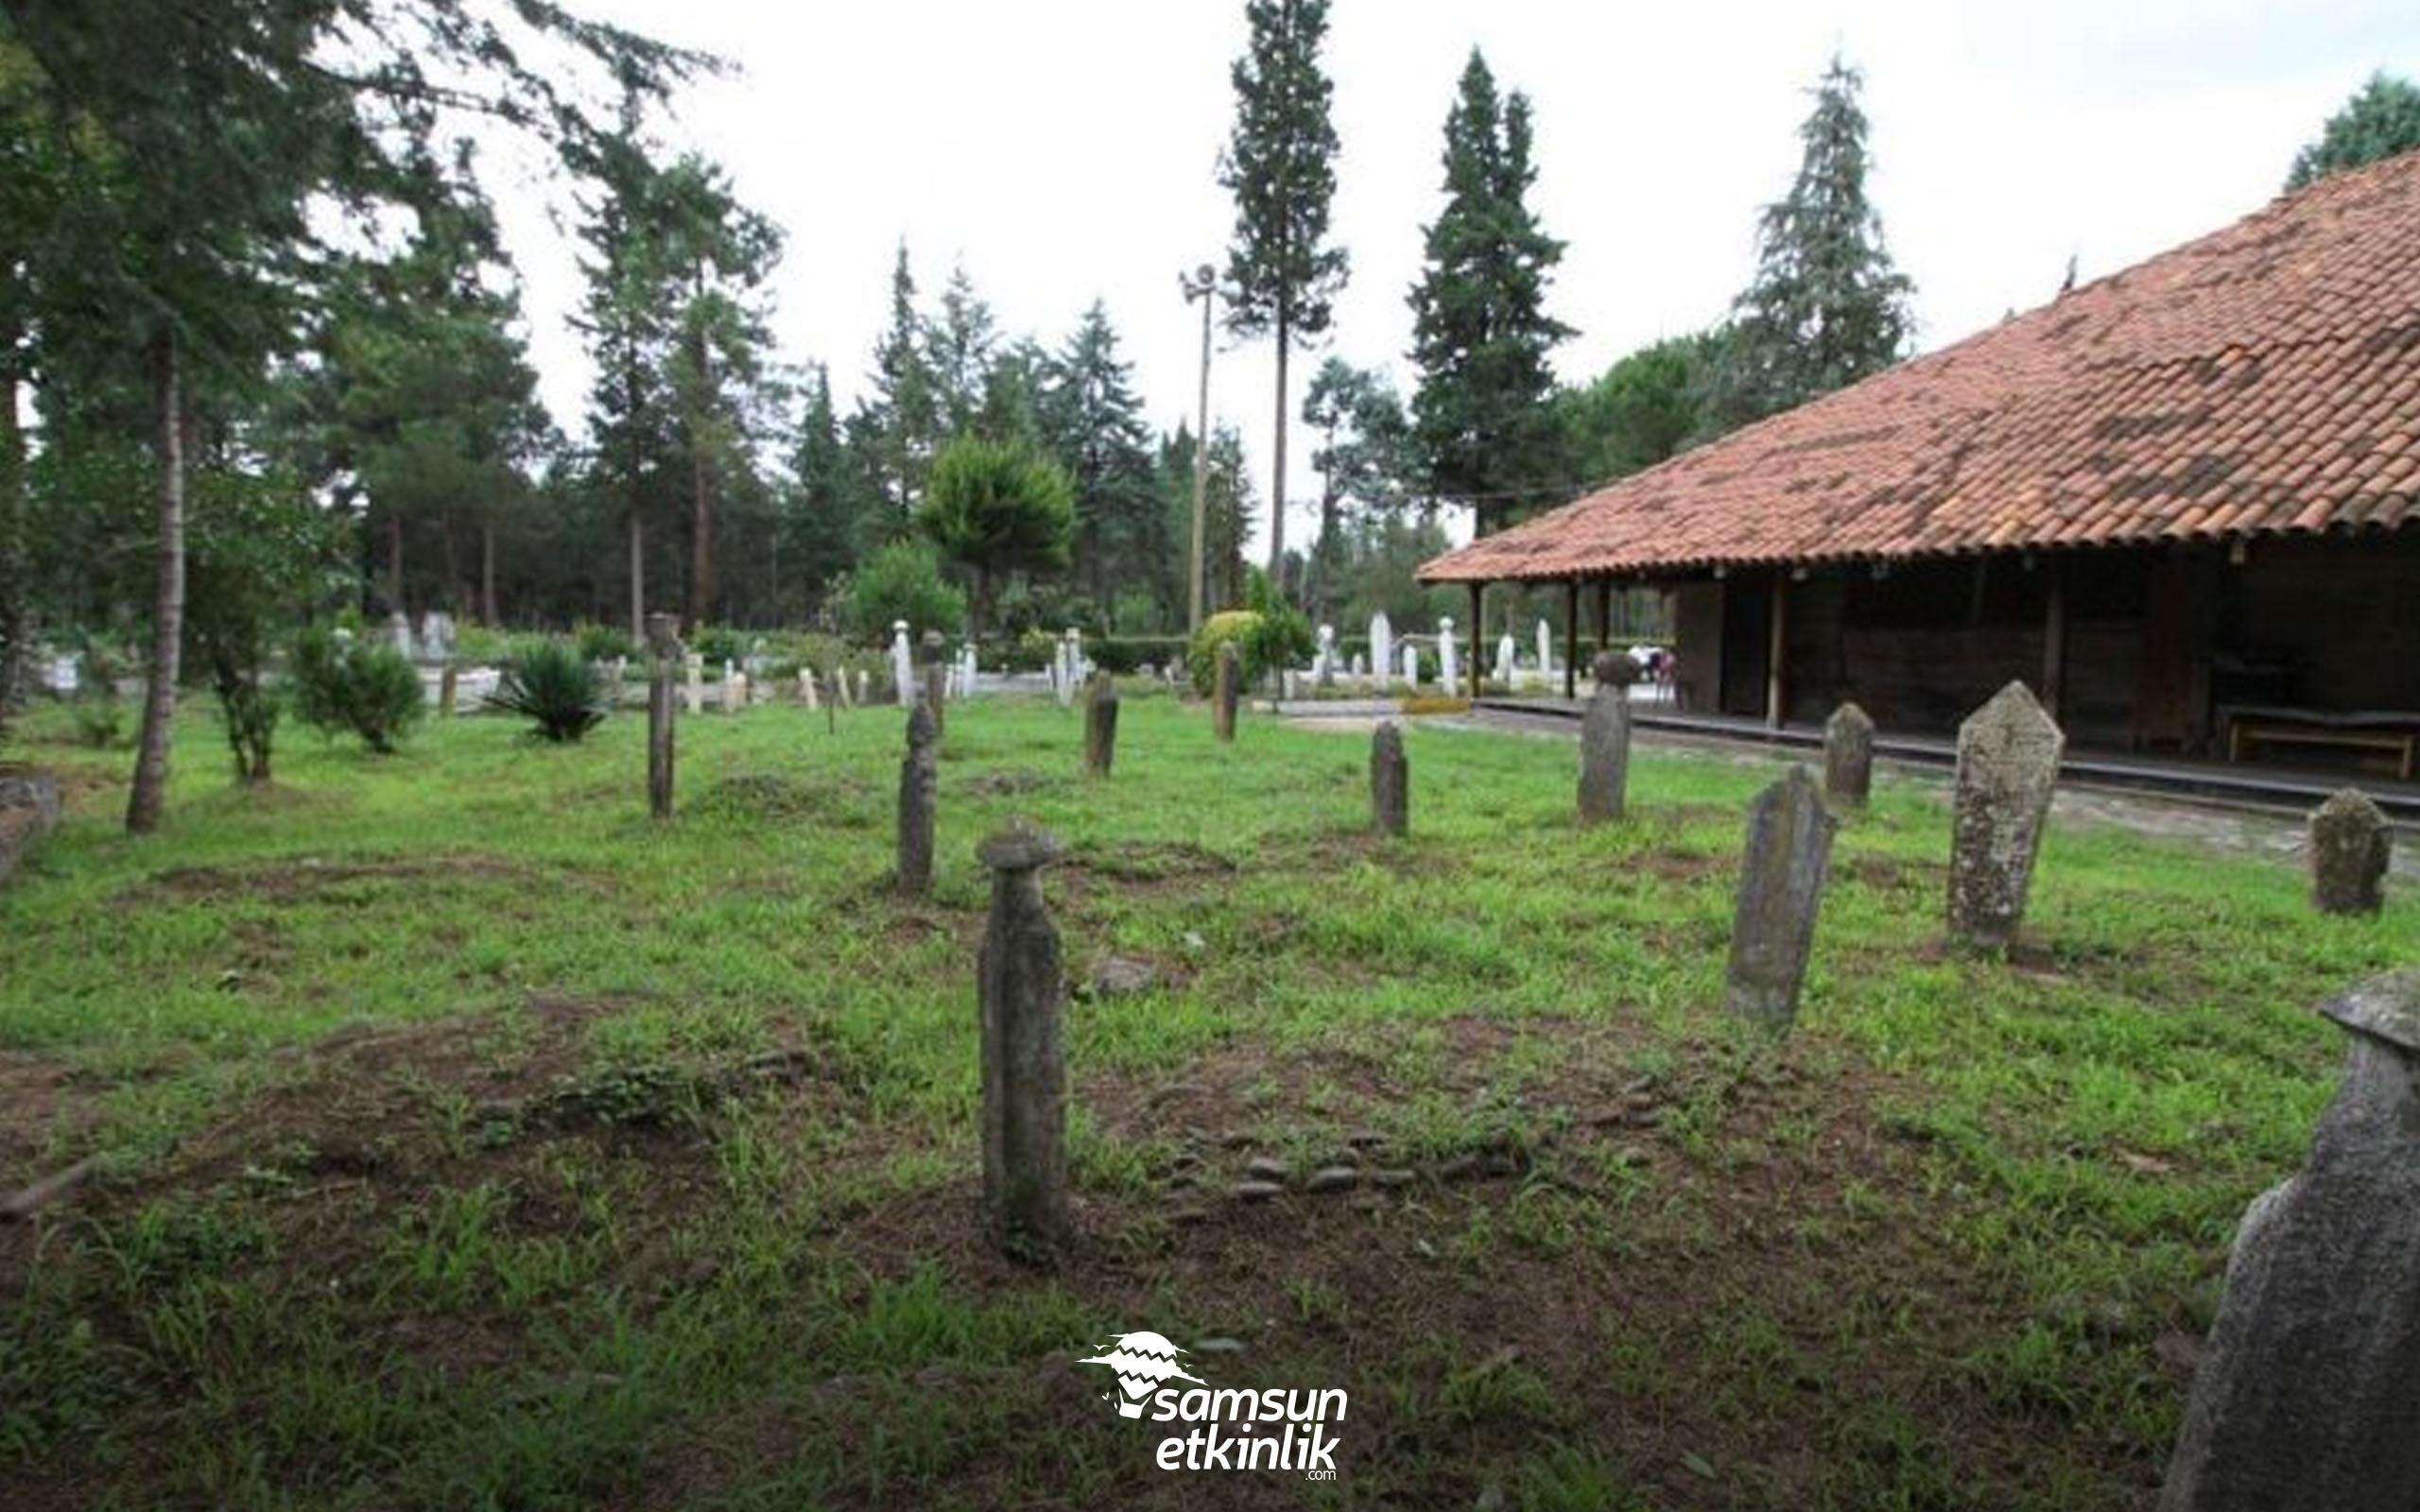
[2287,72,2420,190]
[863,243,939,535]
[1407,50,1574,537]
[786,364,858,615]
[1041,303,1159,621]
[1218,0,1346,593]
[1708,55,1913,433]
[1303,358,1416,619]
[926,264,998,439]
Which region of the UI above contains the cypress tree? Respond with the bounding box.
[1218,0,1346,596]
[1407,49,1573,537]
[1708,55,1913,433]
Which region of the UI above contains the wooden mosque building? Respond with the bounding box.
[1419,150,2420,778]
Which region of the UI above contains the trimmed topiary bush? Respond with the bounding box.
[290,628,423,754]
[1186,610,1261,696]
[489,639,611,743]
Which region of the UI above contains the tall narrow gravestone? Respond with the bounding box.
[1371,720,1409,837]
[1578,652,1634,824]
[896,702,938,895]
[977,823,1072,1259]
[645,613,680,820]
[1724,765,1838,1030]
[1082,673,1119,777]
[2309,789,2390,917]
[1371,611,1393,693]
[1947,680,2063,952]
[2158,971,2420,1512]
[921,629,947,738]
[683,653,703,717]
[1438,617,1458,693]
[438,662,459,719]
[1213,642,1240,744]
[1824,701,1875,809]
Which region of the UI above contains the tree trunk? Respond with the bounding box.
[386,510,405,617]
[1270,301,1288,593]
[0,334,25,727]
[689,440,712,633]
[627,506,645,644]
[441,509,461,614]
[480,516,497,625]
[125,327,184,834]
[971,564,990,644]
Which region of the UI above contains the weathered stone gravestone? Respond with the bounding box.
[1371,611,1393,692]
[2158,970,2420,1512]
[2308,789,2390,916]
[1371,720,1409,837]
[723,660,748,713]
[683,653,703,717]
[1213,642,1240,744]
[437,662,459,719]
[1495,631,1516,684]
[1438,617,1458,691]
[1824,701,1875,809]
[1315,624,1336,685]
[0,765,62,886]
[921,629,947,737]
[896,701,939,895]
[977,822,1072,1259]
[1534,620,1552,686]
[1947,680,2064,952]
[1401,642,1420,689]
[833,663,854,709]
[1724,765,1839,1031]
[1578,655,1634,825]
[645,613,681,820]
[800,668,819,712]
[1083,673,1119,777]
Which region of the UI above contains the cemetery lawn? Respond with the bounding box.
[4,692,2413,1512]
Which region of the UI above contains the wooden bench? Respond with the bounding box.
[2225,708,2419,781]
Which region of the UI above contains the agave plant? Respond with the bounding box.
[491,639,611,744]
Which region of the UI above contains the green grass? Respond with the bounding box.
[1,690,2411,1510]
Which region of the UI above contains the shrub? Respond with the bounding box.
[842,541,966,644]
[1186,610,1261,696]
[573,622,638,663]
[489,640,611,744]
[290,628,424,754]
[689,625,745,668]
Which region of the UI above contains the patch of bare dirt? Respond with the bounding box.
[127,852,527,905]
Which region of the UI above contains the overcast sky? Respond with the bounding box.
[493,0,2415,554]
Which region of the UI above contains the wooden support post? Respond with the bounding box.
[1596,577,1613,652]
[1468,581,1483,700]
[1563,578,1581,700]
[2042,562,2068,725]
[1766,571,1789,731]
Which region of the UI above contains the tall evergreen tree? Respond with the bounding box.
[1218,0,1346,593]
[1041,302,1158,620]
[862,243,940,535]
[926,263,998,439]
[2286,72,2420,190]
[1407,50,1573,537]
[786,364,858,616]
[1707,55,1913,433]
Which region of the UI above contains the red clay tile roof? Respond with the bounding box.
[1419,149,2420,583]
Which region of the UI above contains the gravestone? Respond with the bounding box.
[1824,702,1875,809]
[438,662,459,719]
[1315,624,1336,685]
[1055,631,1079,711]
[387,610,416,661]
[0,765,62,886]
[1577,664,1633,824]
[1350,652,1366,680]
[1401,642,1420,689]
[977,822,1072,1258]
[1083,672,1119,777]
[1371,611,1393,693]
[890,622,914,705]
[1281,669,1298,700]
[1213,642,1239,743]
[1495,631,1516,685]
[421,611,456,663]
[1947,680,2064,952]
[801,668,819,712]
[2158,971,2420,1512]
[2309,789,2390,917]
[922,629,947,737]
[834,663,853,710]
[724,660,748,713]
[1438,617,1459,692]
[1535,620,1552,686]
[856,670,871,707]
[1371,720,1409,837]
[684,653,703,717]
[1724,765,1838,1030]
[645,613,681,820]
[959,645,977,700]
[896,701,938,895]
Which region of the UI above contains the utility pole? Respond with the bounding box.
[1182,264,1217,632]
